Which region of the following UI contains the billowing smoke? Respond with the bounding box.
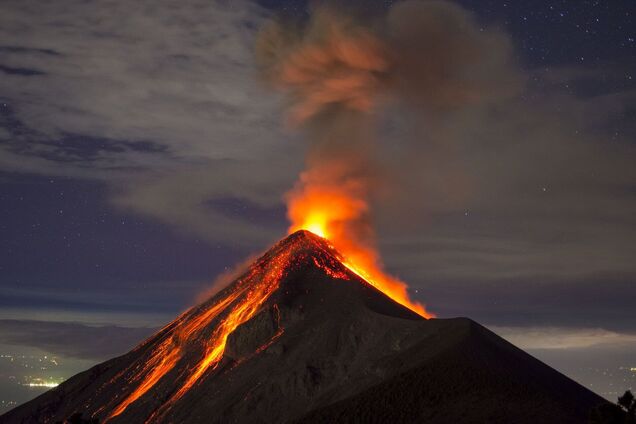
[257,0,522,315]
[259,1,519,119]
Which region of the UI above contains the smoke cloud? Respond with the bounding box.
[258,7,388,126]
[259,0,521,121]
[257,0,522,315]
[194,254,259,303]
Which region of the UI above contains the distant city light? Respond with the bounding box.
[26,381,59,388]
[23,377,63,389]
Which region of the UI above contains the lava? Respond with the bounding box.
[103,234,327,422]
[105,292,240,421]
[149,252,287,422]
[288,185,433,318]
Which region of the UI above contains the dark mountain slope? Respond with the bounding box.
[1,231,606,424]
[296,319,602,424]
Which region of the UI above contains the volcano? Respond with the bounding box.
[2,230,605,423]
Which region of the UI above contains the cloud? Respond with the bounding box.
[0,320,156,360]
[0,0,301,245]
[0,0,277,160]
[491,326,636,350]
[110,162,294,247]
[377,71,636,285]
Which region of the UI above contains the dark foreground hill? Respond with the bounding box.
[1,231,606,423]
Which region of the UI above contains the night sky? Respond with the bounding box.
[1,0,635,408]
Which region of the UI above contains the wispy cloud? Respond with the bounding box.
[491,326,636,350]
[0,0,299,245]
[0,320,156,360]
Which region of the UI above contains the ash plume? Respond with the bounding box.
[257,0,521,313]
[258,1,519,120]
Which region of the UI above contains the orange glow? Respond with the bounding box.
[140,243,297,423]
[288,181,434,319]
[105,234,339,422]
[106,338,180,419]
[104,291,241,422]
[157,257,283,412]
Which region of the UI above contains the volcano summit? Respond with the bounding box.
[1,231,605,423]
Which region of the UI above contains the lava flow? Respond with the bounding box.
[105,291,241,421]
[144,247,292,423]
[103,232,349,423]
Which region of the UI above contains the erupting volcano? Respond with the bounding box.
[1,230,606,424]
[0,8,610,422]
[288,188,433,318]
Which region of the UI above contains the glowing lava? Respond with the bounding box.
[105,293,240,421]
[287,182,434,318]
[145,250,289,423]
[103,233,346,423]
